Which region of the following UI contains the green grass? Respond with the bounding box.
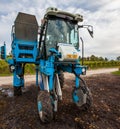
[0,73,12,76]
[112,70,120,75]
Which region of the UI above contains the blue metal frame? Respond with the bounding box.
[39,55,55,91]
[13,63,24,87]
[12,38,38,63]
[8,30,38,88]
[0,43,6,60]
[38,48,86,93]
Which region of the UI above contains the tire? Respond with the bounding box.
[14,86,22,96]
[37,90,53,123]
[58,71,64,88]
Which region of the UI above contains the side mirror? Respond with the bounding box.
[78,25,93,38]
[0,43,6,59]
[87,26,93,38]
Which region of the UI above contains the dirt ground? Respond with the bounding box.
[0,73,120,129]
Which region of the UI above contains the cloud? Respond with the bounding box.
[77,0,120,59]
[0,0,120,59]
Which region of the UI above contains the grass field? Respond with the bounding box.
[112,70,120,75]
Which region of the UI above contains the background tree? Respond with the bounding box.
[105,57,108,61]
[90,55,96,61]
[99,56,104,61]
[116,56,120,61]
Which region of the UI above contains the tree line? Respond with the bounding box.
[80,55,120,61]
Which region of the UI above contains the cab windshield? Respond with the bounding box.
[45,18,79,55]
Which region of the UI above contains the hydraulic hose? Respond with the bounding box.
[72,65,88,94]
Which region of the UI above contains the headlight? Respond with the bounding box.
[11,65,15,70]
[82,68,86,75]
[9,65,15,72]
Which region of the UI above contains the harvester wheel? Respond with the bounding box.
[14,86,22,96]
[58,71,64,88]
[37,90,53,123]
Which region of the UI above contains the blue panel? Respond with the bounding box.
[72,90,79,103]
[7,59,14,65]
[12,38,38,63]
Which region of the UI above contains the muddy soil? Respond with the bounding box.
[0,74,120,129]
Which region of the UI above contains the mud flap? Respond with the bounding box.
[72,87,87,107]
[72,86,92,110]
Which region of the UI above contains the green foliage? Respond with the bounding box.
[83,55,108,61]
[116,56,120,61]
[24,64,36,74]
[0,60,11,76]
[112,70,120,75]
[0,60,36,76]
[83,61,120,69]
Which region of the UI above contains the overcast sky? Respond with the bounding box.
[0,0,120,59]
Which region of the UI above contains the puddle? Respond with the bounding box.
[0,88,14,97]
[0,87,29,97]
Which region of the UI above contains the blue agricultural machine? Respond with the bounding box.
[0,7,93,123]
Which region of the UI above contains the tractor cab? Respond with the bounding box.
[39,7,83,61]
